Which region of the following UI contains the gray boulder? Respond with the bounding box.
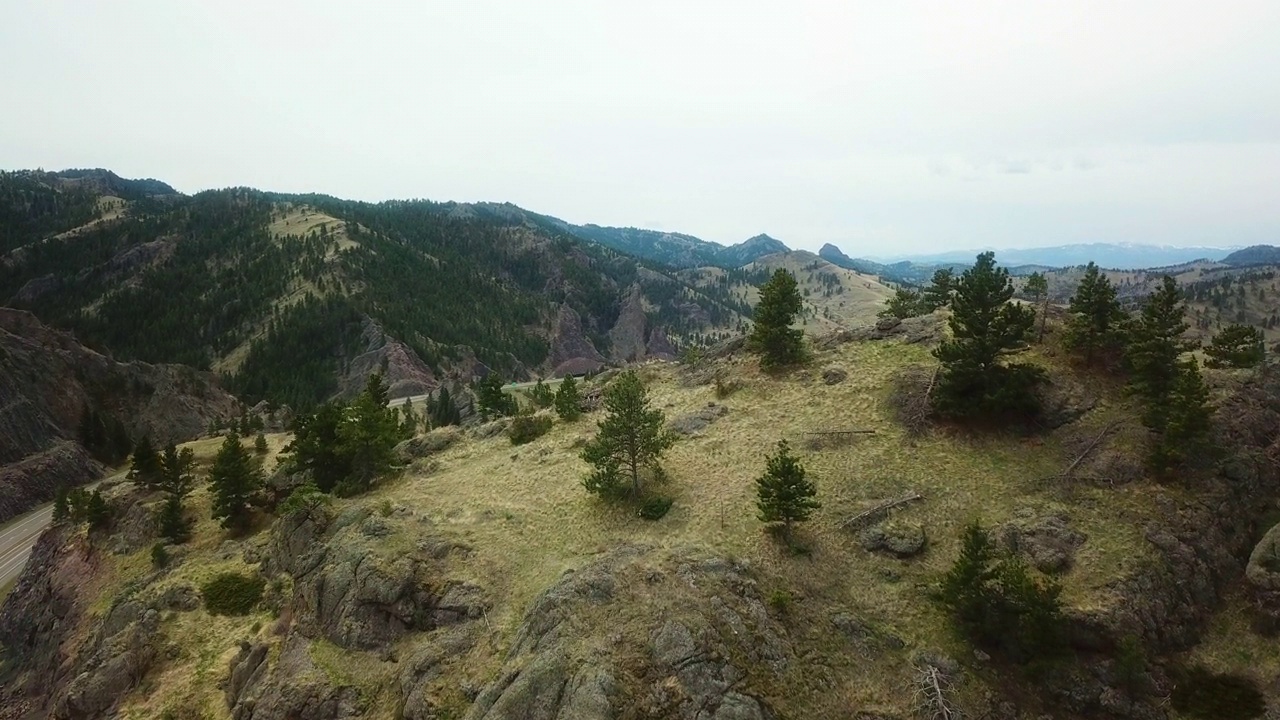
[822,366,848,385]
[997,510,1086,574]
[1246,522,1280,591]
[225,635,367,720]
[668,403,729,436]
[859,521,926,558]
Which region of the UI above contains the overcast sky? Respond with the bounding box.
[3,1,1278,255]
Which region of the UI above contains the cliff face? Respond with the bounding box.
[547,304,606,376]
[0,308,241,522]
[338,318,439,400]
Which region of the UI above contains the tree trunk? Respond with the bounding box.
[1037,297,1048,343]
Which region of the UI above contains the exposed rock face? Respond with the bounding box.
[338,317,438,400]
[394,426,463,463]
[0,308,240,523]
[645,326,677,361]
[1246,522,1280,591]
[860,521,927,558]
[668,403,729,436]
[548,304,606,377]
[820,312,944,349]
[997,510,1086,574]
[457,545,785,720]
[822,366,849,385]
[263,505,486,651]
[224,636,367,720]
[608,284,649,364]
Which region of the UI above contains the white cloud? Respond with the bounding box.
[1,0,1277,254]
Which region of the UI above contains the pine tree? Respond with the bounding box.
[932,252,1042,422]
[1025,272,1049,342]
[922,268,955,310]
[429,385,461,428]
[287,402,350,492]
[581,371,673,499]
[399,398,419,437]
[1126,276,1196,406]
[159,444,195,497]
[86,490,111,532]
[1148,359,1215,476]
[156,493,190,544]
[209,431,261,531]
[880,287,928,319]
[749,269,806,369]
[529,379,555,408]
[754,440,820,541]
[126,435,163,488]
[52,487,70,523]
[1064,262,1124,366]
[1204,324,1264,369]
[254,432,269,454]
[554,375,582,421]
[336,378,401,495]
[476,373,517,420]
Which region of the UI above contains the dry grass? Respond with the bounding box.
[90,340,1189,717]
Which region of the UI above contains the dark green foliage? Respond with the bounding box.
[581,371,673,499]
[284,374,400,497]
[209,432,262,531]
[0,171,100,252]
[880,287,930,319]
[1064,263,1125,366]
[334,374,400,496]
[937,522,1067,665]
[508,415,553,445]
[289,402,350,492]
[86,490,111,532]
[755,440,820,539]
[150,542,169,569]
[78,407,132,465]
[1204,324,1265,369]
[528,380,555,408]
[921,268,955,310]
[476,373,517,420]
[278,481,332,522]
[65,488,91,523]
[254,432,269,455]
[159,444,195,497]
[554,376,582,421]
[749,269,806,369]
[156,493,190,544]
[932,253,1043,423]
[399,399,419,438]
[428,386,462,428]
[127,436,163,488]
[638,496,673,520]
[767,589,793,614]
[1126,278,1214,476]
[52,488,70,522]
[201,572,266,616]
[1170,666,1266,719]
[1024,272,1049,342]
[1148,360,1215,476]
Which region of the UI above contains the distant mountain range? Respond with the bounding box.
[865,243,1241,270]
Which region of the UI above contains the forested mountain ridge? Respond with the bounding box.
[0,170,756,409]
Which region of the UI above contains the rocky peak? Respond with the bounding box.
[608,284,649,364]
[548,303,606,377]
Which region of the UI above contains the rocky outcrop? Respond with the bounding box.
[338,317,438,400]
[0,442,100,523]
[608,284,649,364]
[645,326,677,361]
[456,544,786,720]
[1246,522,1280,591]
[668,403,729,436]
[548,304,606,377]
[263,505,486,651]
[224,635,367,720]
[0,308,240,522]
[997,510,1086,574]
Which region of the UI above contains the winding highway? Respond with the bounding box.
[0,502,55,594]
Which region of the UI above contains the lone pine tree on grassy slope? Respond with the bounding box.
[210,431,262,531]
[581,370,673,500]
[932,252,1042,422]
[1203,324,1265,369]
[555,375,582,421]
[750,268,806,369]
[126,435,163,488]
[755,440,819,541]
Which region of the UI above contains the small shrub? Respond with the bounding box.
[202,572,266,616]
[1170,666,1266,719]
[768,589,793,614]
[150,542,169,569]
[379,499,394,517]
[508,415,553,445]
[250,620,262,634]
[638,496,673,520]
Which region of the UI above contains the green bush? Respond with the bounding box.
[201,572,266,616]
[1170,666,1265,719]
[150,542,169,569]
[768,589,793,614]
[508,415,552,445]
[638,496,673,520]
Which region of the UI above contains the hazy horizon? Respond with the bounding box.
[3,1,1278,255]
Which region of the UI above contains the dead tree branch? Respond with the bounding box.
[1049,420,1122,484]
[914,663,960,720]
[841,491,923,531]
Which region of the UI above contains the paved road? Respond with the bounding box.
[0,480,105,594]
[387,378,561,408]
